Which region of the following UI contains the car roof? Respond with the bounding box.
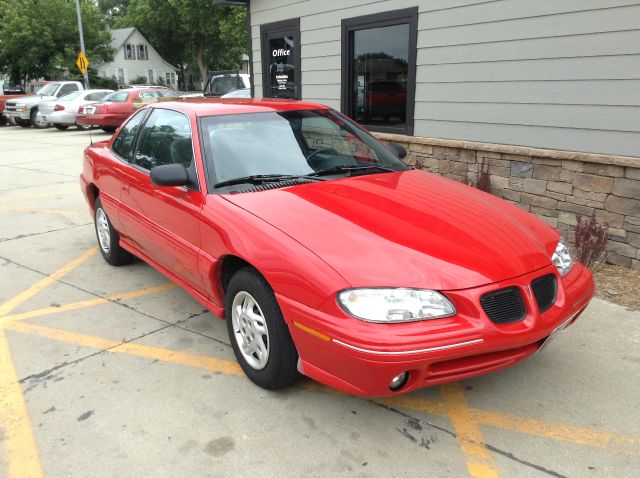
[152,98,331,117]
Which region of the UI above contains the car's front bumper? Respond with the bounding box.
[4,110,31,120]
[281,263,595,396]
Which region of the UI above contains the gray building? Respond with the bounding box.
[242,0,640,157]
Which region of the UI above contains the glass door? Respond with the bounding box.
[261,18,301,100]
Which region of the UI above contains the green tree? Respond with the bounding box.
[0,0,113,84]
[114,0,246,90]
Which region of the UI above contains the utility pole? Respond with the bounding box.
[75,0,90,88]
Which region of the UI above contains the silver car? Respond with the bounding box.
[38,89,113,130]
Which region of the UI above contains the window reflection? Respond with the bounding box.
[351,23,409,128]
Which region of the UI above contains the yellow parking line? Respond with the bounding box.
[8,320,640,458]
[0,330,43,478]
[470,409,640,457]
[0,247,97,318]
[441,382,500,478]
[0,189,76,201]
[7,322,243,376]
[0,205,84,217]
[0,283,178,327]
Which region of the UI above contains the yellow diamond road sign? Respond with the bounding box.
[76,51,89,75]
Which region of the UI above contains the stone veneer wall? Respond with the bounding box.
[374,133,640,270]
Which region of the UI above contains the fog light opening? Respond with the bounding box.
[389,371,409,391]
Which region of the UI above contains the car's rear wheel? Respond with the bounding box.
[31,109,48,129]
[54,124,69,131]
[102,126,116,133]
[225,268,298,390]
[94,197,133,266]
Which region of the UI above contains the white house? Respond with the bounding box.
[95,27,178,88]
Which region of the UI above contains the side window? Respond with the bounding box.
[111,110,147,161]
[57,83,78,97]
[133,109,193,171]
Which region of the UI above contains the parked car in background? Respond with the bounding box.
[221,88,251,99]
[1,84,25,94]
[38,89,114,130]
[4,81,85,128]
[0,88,26,126]
[204,73,250,97]
[76,88,177,132]
[80,99,595,396]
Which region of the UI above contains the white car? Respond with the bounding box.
[221,88,251,98]
[38,89,113,130]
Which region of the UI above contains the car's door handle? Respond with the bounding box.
[122,184,130,195]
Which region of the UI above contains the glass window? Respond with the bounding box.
[137,44,148,60]
[57,83,79,97]
[35,83,61,96]
[125,44,135,60]
[267,36,296,98]
[58,91,83,101]
[85,91,110,101]
[200,109,408,186]
[342,8,417,135]
[112,110,147,160]
[133,109,193,171]
[103,91,129,102]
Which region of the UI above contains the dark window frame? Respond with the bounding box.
[260,17,301,100]
[341,7,418,136]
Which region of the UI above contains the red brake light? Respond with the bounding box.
[54,104,64,111]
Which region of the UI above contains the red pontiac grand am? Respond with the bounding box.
[76,87,177,132]
[80,99,595,396]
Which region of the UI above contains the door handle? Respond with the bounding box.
[122,183,130,195]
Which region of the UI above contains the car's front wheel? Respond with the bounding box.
[94,197,133,266]
[102,126,116,133]
[225,268,298,390]
[31,109,48,129]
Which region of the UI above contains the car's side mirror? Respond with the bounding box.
[150,164,190,187]
[388,142,407,159]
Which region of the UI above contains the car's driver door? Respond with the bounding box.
[118,107,207,293]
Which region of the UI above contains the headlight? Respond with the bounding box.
[337,288,456,323]
[552,240,573,276]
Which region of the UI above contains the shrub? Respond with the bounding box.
[89,74,119,90]
[475,158,491,193]
[575,213,609,270]
[130,75,149,85]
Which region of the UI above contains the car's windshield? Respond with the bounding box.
[58,91,83,101]
[103,91,129,102]
[36,83,61,96]
[200,109,409,188]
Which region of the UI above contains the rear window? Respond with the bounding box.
[103,91,129,102]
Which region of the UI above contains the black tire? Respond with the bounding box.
[16,118,31,128]
[102,126,116,133]
[54,124,69,131]
[0,115,6,126]
[77,123,92,131]
[94,197,133,266]
[225,268,298,390]
[31,109,48,129]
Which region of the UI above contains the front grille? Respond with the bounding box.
[5,105,17,112]
[531,274,557,313]
[480,287,526,324]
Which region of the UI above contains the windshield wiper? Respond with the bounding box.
[309,165,398,177]
[214,174,325,189]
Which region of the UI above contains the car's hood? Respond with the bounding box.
[7,95,55,105]
[222,170,559,291]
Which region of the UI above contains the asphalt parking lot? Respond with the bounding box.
[0,125,639,478]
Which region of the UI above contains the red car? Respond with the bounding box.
[80,99,594,396]
[76,87,177,132]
